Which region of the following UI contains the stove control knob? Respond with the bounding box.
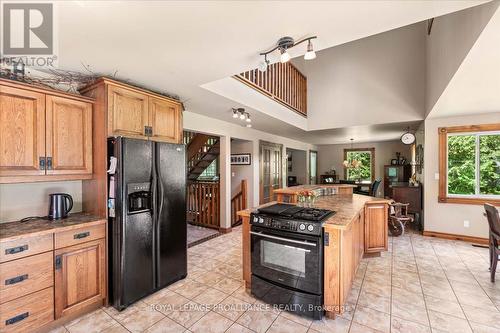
[253,216,259,223]
[307,225,314,232]
[258,217,264,224]
[299,223,306,231]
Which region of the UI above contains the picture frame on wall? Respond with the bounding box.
[231,153,252,165]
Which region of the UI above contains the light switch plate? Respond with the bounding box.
[434,173,439,180]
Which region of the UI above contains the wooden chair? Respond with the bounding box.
[484,204,500,283]
[388,202,414,236]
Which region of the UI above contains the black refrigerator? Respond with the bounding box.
[108,137,187,310]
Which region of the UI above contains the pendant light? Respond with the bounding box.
[343,139,362,169]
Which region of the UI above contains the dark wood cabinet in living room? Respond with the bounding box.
[383,165,411,198]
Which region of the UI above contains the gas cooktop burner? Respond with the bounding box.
[257,203,335,222]
[293,208,334,222]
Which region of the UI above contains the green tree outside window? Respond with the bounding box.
[346,151,372,182]
[447,133,500,196]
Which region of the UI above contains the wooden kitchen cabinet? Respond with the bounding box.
[149,96,182,143]
[46,95,93,175]
[54,238,106,319]
[0,79,94,183]
[0,85,46,178]
[81,78,183,143]
[107,84,149,138]
[364,202,388,253]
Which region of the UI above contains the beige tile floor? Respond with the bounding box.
[52,226,500,333]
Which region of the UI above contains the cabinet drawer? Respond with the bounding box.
[0,234,53,263]
[55,223,105,249]
[0,253,53,304]
[0,287,53,333]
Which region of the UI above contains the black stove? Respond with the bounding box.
[251,203,335,236]
[250,203,334,319]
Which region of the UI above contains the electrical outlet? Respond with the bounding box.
[464,220,470,228]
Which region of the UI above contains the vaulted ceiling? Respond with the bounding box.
[53,0,493,143]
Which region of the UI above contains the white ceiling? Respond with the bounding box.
[54,0,489,143]
[428,6,500,118]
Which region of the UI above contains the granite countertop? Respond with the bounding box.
[237,194,391,230]
[273,184,357,195]
[0,213,106,242]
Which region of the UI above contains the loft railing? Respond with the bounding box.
[231,179,247,227]
[187,181,220,229]
[234,62,307,116]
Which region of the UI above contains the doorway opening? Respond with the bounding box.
[286,148,307,187]
[184,130,221,246]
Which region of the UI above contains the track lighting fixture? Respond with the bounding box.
[231,108,252,127]
[259,35,317,69]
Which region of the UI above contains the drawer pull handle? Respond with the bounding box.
[5,245,28,255]
[5,274,28,285]
[6,312,29,325]
[74,232,90,239]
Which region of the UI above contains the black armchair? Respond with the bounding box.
[484,203,500,282]
[354,179,381,197]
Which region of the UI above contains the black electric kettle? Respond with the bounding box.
[48,193,73,220]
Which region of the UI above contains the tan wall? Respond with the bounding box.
[300,22,426,130]
[426,1,499,115]
[317,141,411,197]
[231,140,254,208]
[423,112,500,238]
[0,181,83,223]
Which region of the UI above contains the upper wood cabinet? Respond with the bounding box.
[149,97,181,143]
[46,96,93,175]
[81,78,183,143]
[0,85,46,178]
[0,79,94,183]
[107,85,149,138]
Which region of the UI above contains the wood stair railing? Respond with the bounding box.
[234,62,307,116]
[187,135,219,181]
[231,179,247,227]
[187,181,220,229]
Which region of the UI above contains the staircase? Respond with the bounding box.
[185,132,220,181]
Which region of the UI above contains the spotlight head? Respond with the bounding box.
[304,40,316,60]
[232,109,239,118]
[280,49,291,63]
[246,124,252,128]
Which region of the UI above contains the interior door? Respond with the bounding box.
[149,97,181,143]
[54,239,105,319]
[0,85,45,177]
[107,85,149,138]
[46,95,92,175]
[260,141,282,204]
[309,150,318,185]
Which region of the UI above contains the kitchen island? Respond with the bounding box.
[237,189,390,319]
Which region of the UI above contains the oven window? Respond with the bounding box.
[261,240,306,277]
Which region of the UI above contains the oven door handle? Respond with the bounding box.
[250,231,317,247]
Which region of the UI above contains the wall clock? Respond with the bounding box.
[401,131,416,145]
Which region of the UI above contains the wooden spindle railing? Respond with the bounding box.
[234,62,307,116]
[187,181,220,229]
[231,179,247,227]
